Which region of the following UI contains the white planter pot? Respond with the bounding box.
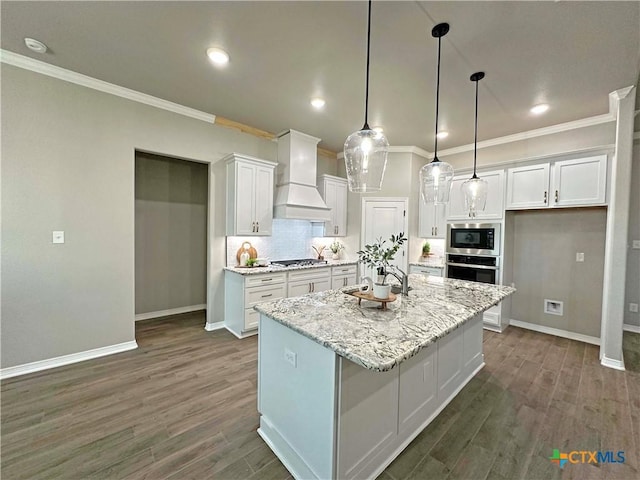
[373,283,391,300]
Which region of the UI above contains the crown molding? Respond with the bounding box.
[336,145,432,161]
[0,49,216,123]
[438,113,616,158]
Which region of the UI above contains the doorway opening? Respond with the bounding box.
[134,151,209,326]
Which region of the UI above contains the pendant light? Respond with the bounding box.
[420,23,455,205]
[461,72,489,218]
[344,0,389,193]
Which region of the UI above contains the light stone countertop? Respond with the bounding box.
[409,260,445,269]
[224,259,358,275]
[254,274,515,372]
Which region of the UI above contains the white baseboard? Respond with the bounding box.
[601,355,625,371]
[0,341,138,380]
[204,321,224,332]
[623,323,640,333]
[135,304,206,321]
[508,319,600,345]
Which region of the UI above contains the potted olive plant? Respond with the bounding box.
[357,232,407,299]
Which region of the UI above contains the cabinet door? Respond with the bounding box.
[288,281,313,297]
[311,278,332,293]
[506,164,550,209]
[420,202,446,238]
[477,170,504,220]
[235,162,257,235]
[552,155,606,207]
[254,165,274,235]
[446,177,469,221]
[323,180,337,235]
[334,181,347,237]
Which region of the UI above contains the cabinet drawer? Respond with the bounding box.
[288,278,331,297]
[331,265,357,276]
[244,308,260,331]
[332,275,357,289]
[410,265,443,277]
[245,272,286,288]
[245,284,286,307]
[287,267,331,282]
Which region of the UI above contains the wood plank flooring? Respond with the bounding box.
[1,312,638,480]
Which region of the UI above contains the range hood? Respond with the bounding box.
[274,129,331,221]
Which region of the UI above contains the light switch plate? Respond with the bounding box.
[52,231,64,244]
[284,348,297,367]
[630,303,639,313]
[633,240,640,249]
[576,252,584,262]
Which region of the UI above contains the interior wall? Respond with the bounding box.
[1,64,276,368]
[135,152,208,315]
[625,142,640,327]
[510,208,607,338]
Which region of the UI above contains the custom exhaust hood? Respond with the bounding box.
[273,129,332,221]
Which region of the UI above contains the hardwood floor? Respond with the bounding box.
[1,313,638,480]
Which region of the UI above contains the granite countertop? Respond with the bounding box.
[224,259,358,275]
[255,274,515,372]
[409,260,445,269]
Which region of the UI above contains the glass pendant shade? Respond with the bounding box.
[419,159,454,204]
[344,128,389,193]
[461,175,488,218]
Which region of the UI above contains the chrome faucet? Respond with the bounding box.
[385,266,410,295]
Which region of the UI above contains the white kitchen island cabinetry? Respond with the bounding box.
[506,155,606,210]
[447,170,505,221]
[224,271,286,338]
[256,276,514,480]
[409,264,443,277]
[225,153,276,236]
[318,174,347,237]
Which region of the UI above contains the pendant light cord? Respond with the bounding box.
[362,0,372,130]
[472,77,479,178]
[433,34,441,161]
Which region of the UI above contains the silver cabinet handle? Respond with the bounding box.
[343,278,347,287]
[555,190,559,203]
[261,278,273,282]
[544,191,547,204]
[435,226,438,236]
[312,282,315,292]
[261,293,273,298]
[256,221,259,232]
[252,221,255,232]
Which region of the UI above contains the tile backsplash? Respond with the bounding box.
[226,219,348,266]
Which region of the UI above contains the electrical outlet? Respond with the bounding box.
[633,240,640,249]
[630,303,639,313]
[52,231,64,244]
[576,252,584,262]
[284,348,297,367]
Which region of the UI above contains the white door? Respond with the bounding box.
[551,155,607,207]
[505,163,550,209]
[362,198,409,279]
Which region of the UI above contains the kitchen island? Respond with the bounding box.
[255,274,515,480]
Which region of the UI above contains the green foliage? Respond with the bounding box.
[329,240,344,254]
[422,241,431,255]
[357,232,407,283]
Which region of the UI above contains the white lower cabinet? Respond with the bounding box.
[331,265,358,289]
[287,268,331,297]
[409,265,443,277]
[224,271,287,339]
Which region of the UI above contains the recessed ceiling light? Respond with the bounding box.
[530,103,549,115]
[24,37,47,54]
[436,131,449,139]
[310,97,326,109]
[206,47,229,65]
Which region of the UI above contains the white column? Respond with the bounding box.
[600,86,636,370]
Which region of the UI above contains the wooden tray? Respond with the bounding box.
[348,291,397,310]
[236,242,258,264]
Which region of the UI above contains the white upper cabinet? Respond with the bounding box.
[447,170,505,221]
[225,153,276,236]
[419,201,446,238]
[551,155,607,207]
[506,163,550,209]
[318,174,347,237]
[506,155,606,210]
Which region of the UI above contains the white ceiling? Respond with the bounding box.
[1,1,639,154]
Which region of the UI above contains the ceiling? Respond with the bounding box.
[2,1,639,154]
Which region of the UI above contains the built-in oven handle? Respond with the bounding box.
[446,262,499,270]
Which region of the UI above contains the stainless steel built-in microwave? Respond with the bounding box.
[447,223,501,256]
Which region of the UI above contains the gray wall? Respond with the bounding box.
[1,64,276,368]
[625,143,640,327]
[135,152,208,315]
[509,208,607,338]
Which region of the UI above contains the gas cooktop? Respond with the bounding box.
[271,258,328,267]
